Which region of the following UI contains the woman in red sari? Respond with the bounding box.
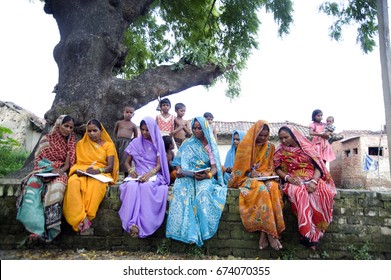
[274,125,336,249]
[228,120,285,250]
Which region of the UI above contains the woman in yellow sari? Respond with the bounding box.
[63,119,119,234]
[228,120,285,250]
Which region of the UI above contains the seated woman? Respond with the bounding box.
[274,125,336,250]
[118,117,170,238]
[223,129,245,184]
[17,115,76,242]
[228,120,285,250]
[63,119,119,234]
[165,116,227,247]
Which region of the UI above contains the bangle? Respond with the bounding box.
[311,179,318,184]
[99,168,105,173]
[207,172,213,179]
[128,168,134,173]
[284,174,290,181]
[150,168,157,175]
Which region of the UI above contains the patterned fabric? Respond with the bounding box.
[228,120,285,237]
[63,121,119,231]
[165,117,227,246]
[274,125,337,245]
[16,115,76,241]
[156,114,175,135]
[118,117,170,237]
[223,130,245,184]
[309,121,336,162]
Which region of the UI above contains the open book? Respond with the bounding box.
[253,175,279,181]
[77,170,113,183]
[178,167,211,177]
[123,175,157,182]
[35,172,60,178]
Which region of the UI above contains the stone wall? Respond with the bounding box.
[0,178,390,260]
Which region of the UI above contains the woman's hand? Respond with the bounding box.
[39,176,52,183]
[128,170,138,178]
[139,171,152,183]
[306,181,317,193]
[86,167,100,175]
[194,170,209,181]
[287,175,301,186]
[225,167,232,174]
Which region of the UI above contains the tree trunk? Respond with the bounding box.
[9,0,223,178]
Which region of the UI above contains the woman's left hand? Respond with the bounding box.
[139,172,152,183]
[194,171,208,181]
[307,181,317,193]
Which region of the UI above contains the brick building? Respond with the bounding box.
[330,130,391,190]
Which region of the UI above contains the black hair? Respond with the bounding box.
[87,119,102,130]
[159,98,171,107]
[311,109,323,121]
[62,115,75,124]
[203,112,214,119]
[278,126,298,145]
[162,135,173,152]
[261,124,270,132]
[140,120,146,127]
[175,103,186,110]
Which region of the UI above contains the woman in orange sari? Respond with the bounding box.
[274,125,336,250]
[63,119,119,234]
[228,120,285,250]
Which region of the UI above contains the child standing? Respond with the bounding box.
[309,109,336,163]
[203,112,218,143]
[162,135,176,184]
[114,105,138,177]
[156,98,175,137]
[173,103,192,148]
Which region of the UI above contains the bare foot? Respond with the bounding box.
[130,224,139,238]
[267,234,282,250]
[259,232,269,250]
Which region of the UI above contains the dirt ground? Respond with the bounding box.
[0,249,244,260]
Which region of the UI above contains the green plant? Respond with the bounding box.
[348,242,374,260]
[156,238,171,255]
[0,126,28,177]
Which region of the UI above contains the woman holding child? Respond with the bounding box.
[17,115,76,242]
[118,117,170,238]
[63,119,119,234]
[274,125,336,249]
[166,116,227,247]
[228,120,285,250]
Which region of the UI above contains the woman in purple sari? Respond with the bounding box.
[118,116,170,238]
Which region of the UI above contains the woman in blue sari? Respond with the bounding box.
[165,117,227,247]
[223,129,246,184]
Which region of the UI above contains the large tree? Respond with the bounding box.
[42,0,293,135]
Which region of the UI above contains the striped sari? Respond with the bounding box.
[274,125,336,246]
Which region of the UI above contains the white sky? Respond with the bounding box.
[0,0,389,131]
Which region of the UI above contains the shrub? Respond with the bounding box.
[0,126,29,177]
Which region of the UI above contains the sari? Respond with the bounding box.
[165,117,227,246]
[16,115,76,241]
[274,125,336,245]
[118,117,170,237]
[63,121,119,231]
[223,129,245,184]
[228,120,285,238]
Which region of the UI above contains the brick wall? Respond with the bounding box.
[1,178,390,259]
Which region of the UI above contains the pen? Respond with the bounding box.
[87,161,97,169]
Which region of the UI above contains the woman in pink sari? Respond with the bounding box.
[274,125,336,250]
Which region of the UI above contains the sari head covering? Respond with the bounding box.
[224,129,246,168]
[69,119,119,184]
[275,125,335,186]
[130,116,170,184]
[180,116,224,185]
[34,115,77,172]
[228,120,274,188]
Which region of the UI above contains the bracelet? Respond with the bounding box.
[128,168,135,173]
[150,168,157,175]
[207,172,213,179]
[310,179,318,184]
[99,168,105,173]
[284,174,290,181]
